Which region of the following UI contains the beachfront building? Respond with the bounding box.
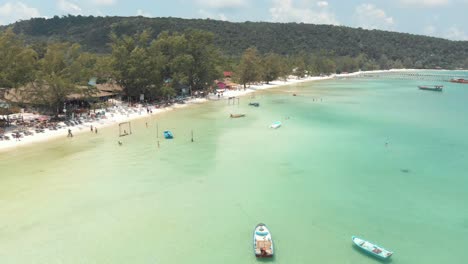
[3,83,123,118]
[215,71,241,92]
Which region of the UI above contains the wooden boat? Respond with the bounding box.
[249,102,260,107]
[352,236,393,260]
[418,85,443,91]
[163,130,173,139]
[450,78,468,84]
[253,223,274,258]
[230,114,245,118]
[270,121,282,129]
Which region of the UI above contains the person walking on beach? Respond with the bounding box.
[67,129,73,138]
[94,127,98,134]
[90,125,93,132]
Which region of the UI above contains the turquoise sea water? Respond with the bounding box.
[1,71,468,263]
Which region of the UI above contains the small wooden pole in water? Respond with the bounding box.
[191,130,194,142]
[157,140,160,148]
[156,123,159,138]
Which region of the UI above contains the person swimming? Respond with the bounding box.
[118,141,122,146]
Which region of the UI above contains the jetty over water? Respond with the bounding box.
[336,71,468,82]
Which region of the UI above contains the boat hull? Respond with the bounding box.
[230,114,245,118]
[352,236,393,260]
[450,79,468,84]
[270,121,282,129]
[418,85,443,91]
[253,223,274,258]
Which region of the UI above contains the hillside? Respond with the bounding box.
[4,15,468,69]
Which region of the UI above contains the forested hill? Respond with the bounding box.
[5,15,468,68]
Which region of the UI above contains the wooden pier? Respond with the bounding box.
[336,71,468,82]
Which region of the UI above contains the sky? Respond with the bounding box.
[0,0,467,40]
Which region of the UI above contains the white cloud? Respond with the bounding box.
[198,9,228,21]
[445,26,468,40]
[269,0,339,25]
[399,0,450,7]
[423,25,436,36]
[57,0,82,15]
[317,1,329,7]
[136,9,151,17]
[0,2,40,25]
[90,0,116,6]
[219,13,228,21]
[354,4,394,30]
[195,0,247,9]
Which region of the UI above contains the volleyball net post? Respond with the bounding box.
[119,122,132,137]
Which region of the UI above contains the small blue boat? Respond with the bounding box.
[163,130,173,139]
[352,236,393,260]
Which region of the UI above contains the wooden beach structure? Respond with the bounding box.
[336,71,468,82]
[119,122,132,137]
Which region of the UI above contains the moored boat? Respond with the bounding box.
[253,223,274,258]
[352,236,393,260]
[418,85,443,91]
[270,121,282,129]
[249,102,260,107]
[163,130,173,139]
[230,114,246,118]
[450,78,468,84]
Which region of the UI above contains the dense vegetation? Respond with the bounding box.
[1,15,468,115]
[4,15,468,69]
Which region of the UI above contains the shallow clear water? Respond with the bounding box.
[1,72,468,263]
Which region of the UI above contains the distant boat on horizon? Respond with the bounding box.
[418,85,443,92]
[450,78,468,84]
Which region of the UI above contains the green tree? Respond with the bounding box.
[262,52,283,84]
[235,47,262,89]
[93,55,114,83]
[28,43,80,114]
[110,30,161,100]
[316,57,336,74]
[69,51,99,84]
[292,55,307,79]
[183,29,222,92]
[0,28,37,88]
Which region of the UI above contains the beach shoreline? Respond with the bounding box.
[0,69,423,152]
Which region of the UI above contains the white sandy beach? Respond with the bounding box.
[0,69,418,152]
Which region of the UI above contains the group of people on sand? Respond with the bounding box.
[67,125,98,138]
[90,125,98,133]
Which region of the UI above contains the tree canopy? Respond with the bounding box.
[4,15,468,69]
